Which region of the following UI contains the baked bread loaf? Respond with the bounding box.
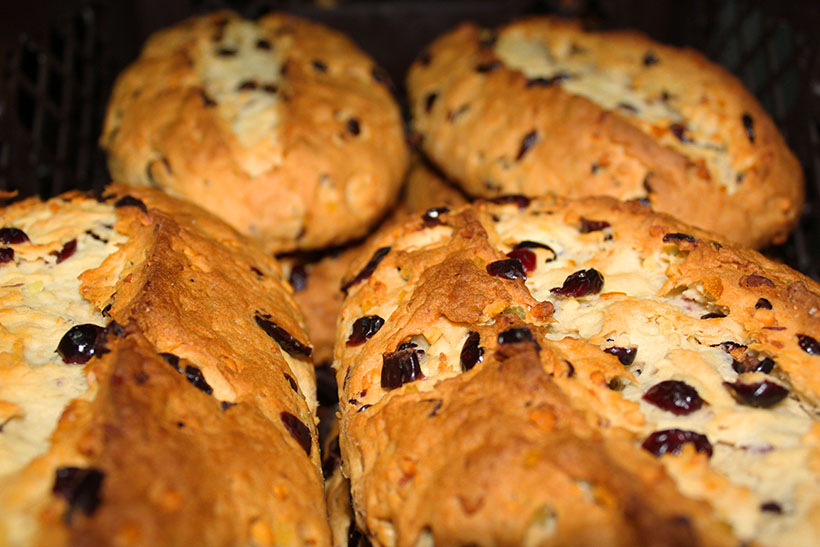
[335,195,820,546]
[0,184,330,545]
[286,159,467,366]
[407,17,804,248]
[101,10,408,253]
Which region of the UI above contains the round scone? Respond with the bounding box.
[335,195,820,546]
[0,185,329,545]
[101,10,408,252]
[407,17,804,248]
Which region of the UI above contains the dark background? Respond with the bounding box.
[1,0,818,277]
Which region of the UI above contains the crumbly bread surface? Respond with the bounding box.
[0,185,329,545]
[335,195,820,546]
[407,17,804,248]
[102,10,408,252]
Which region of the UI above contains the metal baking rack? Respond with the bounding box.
[1,0,817,279]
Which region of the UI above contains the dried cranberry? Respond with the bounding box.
[506,248,536,273]
[347,315,385,346]
[341,246,391,293]
[724,380,788,408]
[53,466,105,519]
[642,429,713,458]
[669,123,691,143]
[281,411,312,455]
[700,312,726,319]
[460,331,483,372]
[489,195,530,209]
[250,266,264,278]
[797,334,820,356]
[0,247,13,263]
[381,348,422,389]
[755,298,772,310]
[0,227,29,244]
[498,327,534,345]
[475,61,501,73]
[284,373,299,392]
[516,130,539,161]
[579,218,611,233]
[57,324,104,364]
[486,259,526,280]
[255,313,312,358]
[663,232,696,244]
[347,118,360,136]
[732,356,774,374]
[742,113,755,144]
[643,52,659,66]
[288,264,308,292]
[760,502,782,514]
[160,352,181,372]
[421,207,449,227]
[424,92,438,113]
[643,381,704,415]
[526,72,570,87]
[55,239,77,263]
[185,365,213,395]
[550,269,604,297]
[604,346,637,365]
[114,195,147,212]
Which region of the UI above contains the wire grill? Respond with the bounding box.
[1,0,817,278]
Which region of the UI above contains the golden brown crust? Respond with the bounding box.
[102,11,408,252]
[335,195,820,545]
[407,17,804,248]
[0,185,330,545]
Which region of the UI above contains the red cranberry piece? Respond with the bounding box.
[255,313,312,358]
[0,247,13,263]
[486,259,526,280]
[604,346,637,365]
[347,118,360,136]
[284,373,299,392]
[489,195,530,209]
[550,269,604,297]
[421,207,449,227]
[755,298,772,309]
[0,227,30,244]
[184,365,213,395]
[579,218,611,233]
[643,381,704,415]
[760,502,782,514]
[742,113,755,144]
[506,249,536,273]
[281,411,312,455]
[57,324,105,364]
[732,356,774,374]
[497,327,534,345]
[516,130,539,161]
[53,466,105,519]
[669,123,691,143]
[460,331,484,372]
[346,315,385,346]
[114,195,147,213]
[381,348,422,389]
[642,429,713,458]
[798,334,820,355]
[159,352,181,372]
[288,264,308,292]
[662,232,696,244]
[341,246,391,293]
[724,380,788,408]
[55,239,77,263]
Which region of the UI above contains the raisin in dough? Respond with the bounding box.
[407,17,803,249]
[335,195,820,546]
[102,11,408,253]
[0,185,329,545]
